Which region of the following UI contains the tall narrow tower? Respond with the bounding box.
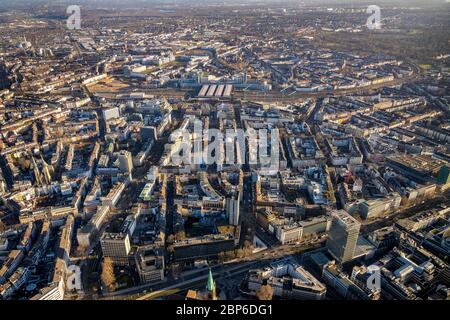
[326,210,361,263]
[206,268,217,300]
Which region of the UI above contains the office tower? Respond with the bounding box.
[327,210,361,263]
[135,245,165,283]
[226,191,240,226]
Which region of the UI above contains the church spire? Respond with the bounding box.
[206,268,217,300]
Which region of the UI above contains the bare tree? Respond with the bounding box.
[101,258,116,292]
[218,252,226,263]
[236,249,245,259]
[167,234,175,254]
[243,240,254,256]
[17,158,31,171]
[176,230,186,241]
[225,251,236,261]
[167,234,175,244]
[256,284,274,300]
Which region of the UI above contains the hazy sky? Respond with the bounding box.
[0,0,448,10]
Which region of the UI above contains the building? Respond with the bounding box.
[275,223,303,245]
[102,107,120,121]
[102,183,126,207]
[100,232,131,265]
[173,234,236,262]
[247,258,326,300]
[186,268,219,300]
[358,196,402,220]
[77,205,111,248]
[0,235,9,251]
[140,126,157,142]
[300,217,330,236]
[437,165,450,185]
[322,260,373,300]
[226,191,240,226]
[327,210,361,263]
[118,151,133,173]
[386,154,444,184]
[0,250,25,284]
[31,281,65,300]
[135,246,165,283]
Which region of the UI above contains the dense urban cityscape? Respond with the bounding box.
[0,0,449,304]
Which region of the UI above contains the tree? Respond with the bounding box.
[243,240,254,256]
[236,249,245,259]
[17,158,31,171]
[256,285,273,300]
[176,230,186,241]
[243,240,252,248]
[225,251,236,261]
[101,258,116,292]
[218,252,226,264]
[167,234,175,255]
[167,234,175,245]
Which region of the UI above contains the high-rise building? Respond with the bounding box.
[226,191,240,226]
[326,210,361,263]
[135,245,165,283]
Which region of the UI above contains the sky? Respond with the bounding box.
[0,0,448,10]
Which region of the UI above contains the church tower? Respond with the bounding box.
[206,268,217,300]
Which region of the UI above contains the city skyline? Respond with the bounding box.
[0,0,449,307]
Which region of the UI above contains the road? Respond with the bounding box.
[95,237,326,300]
[134,240,326,300]
[136,261,261,300]
[361,193,450,235]
[100,260,259,300]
